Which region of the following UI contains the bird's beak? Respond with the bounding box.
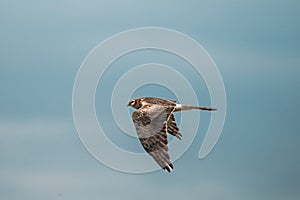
[127,102,130,106]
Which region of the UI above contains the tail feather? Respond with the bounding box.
[175,104,217,112]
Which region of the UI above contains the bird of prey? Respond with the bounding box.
[127,97,216,172]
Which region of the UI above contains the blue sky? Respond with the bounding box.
[1,1,299,199]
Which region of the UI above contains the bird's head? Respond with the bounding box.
[127,98,143,109]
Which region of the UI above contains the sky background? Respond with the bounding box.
[1,0,300,200]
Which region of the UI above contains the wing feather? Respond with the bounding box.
[132,104,174,172]
[167,114,182,140]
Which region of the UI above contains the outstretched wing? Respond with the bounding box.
[167,114,182,140]
[132,104,174,172]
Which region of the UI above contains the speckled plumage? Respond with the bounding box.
[128,97,216,172]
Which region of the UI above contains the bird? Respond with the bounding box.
[127,97,216,172]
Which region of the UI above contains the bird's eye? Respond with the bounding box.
[131,101,135,106]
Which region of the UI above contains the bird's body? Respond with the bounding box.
[128,97,216,172]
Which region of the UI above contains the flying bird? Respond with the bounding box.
[127,97,216,172]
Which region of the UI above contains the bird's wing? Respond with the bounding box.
[167,114,182,140]
[132,104,174,172]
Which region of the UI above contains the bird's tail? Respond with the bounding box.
[175,104,217,112]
